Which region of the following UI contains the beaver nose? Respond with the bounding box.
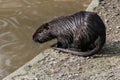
[33,37,38,42]
[33,34,38,42]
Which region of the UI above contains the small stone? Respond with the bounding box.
[58,73,65,77]
[86,56,90,59]
[105,19,109,23]
[115,13,120,16]
[51,68,58,74]
[21,78,29,80]
[24,65,32,71]
[74,73,79,76]
[114,39,119,42]
[115,31,119,34]
[109,28,112,30]
[116,26,120,29]
[68,74,72,78]
[34,78,39,80]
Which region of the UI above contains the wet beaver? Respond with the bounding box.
[33,11,106,57]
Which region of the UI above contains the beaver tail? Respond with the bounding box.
[52,36,105,57]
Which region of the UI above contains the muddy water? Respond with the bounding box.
[0,0,90,79]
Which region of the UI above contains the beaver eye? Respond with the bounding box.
[44,26,49,30]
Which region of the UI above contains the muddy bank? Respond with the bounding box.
[3,0,120,80]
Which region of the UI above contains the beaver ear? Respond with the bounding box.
[42,23,49,30]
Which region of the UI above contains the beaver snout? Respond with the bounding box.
[33,33,39,42]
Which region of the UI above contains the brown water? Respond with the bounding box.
[0,0,90,79]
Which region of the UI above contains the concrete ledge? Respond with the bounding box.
[3,49,53,80]
[86,0,99,11]
[3,0,100,80]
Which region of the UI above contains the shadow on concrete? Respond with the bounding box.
[93,41,120,58]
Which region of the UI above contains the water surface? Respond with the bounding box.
[0,0,90,79]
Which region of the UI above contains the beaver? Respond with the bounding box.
[33,11,106,57]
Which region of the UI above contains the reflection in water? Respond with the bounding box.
[0,0,90,79]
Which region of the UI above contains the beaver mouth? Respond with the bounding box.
[33,37,44,43]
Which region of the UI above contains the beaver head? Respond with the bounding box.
[33,23,55,43]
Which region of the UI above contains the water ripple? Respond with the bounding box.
[0,41,18,50]
[0,19,8,28]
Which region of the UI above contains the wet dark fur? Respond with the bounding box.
[33,11,106,57]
